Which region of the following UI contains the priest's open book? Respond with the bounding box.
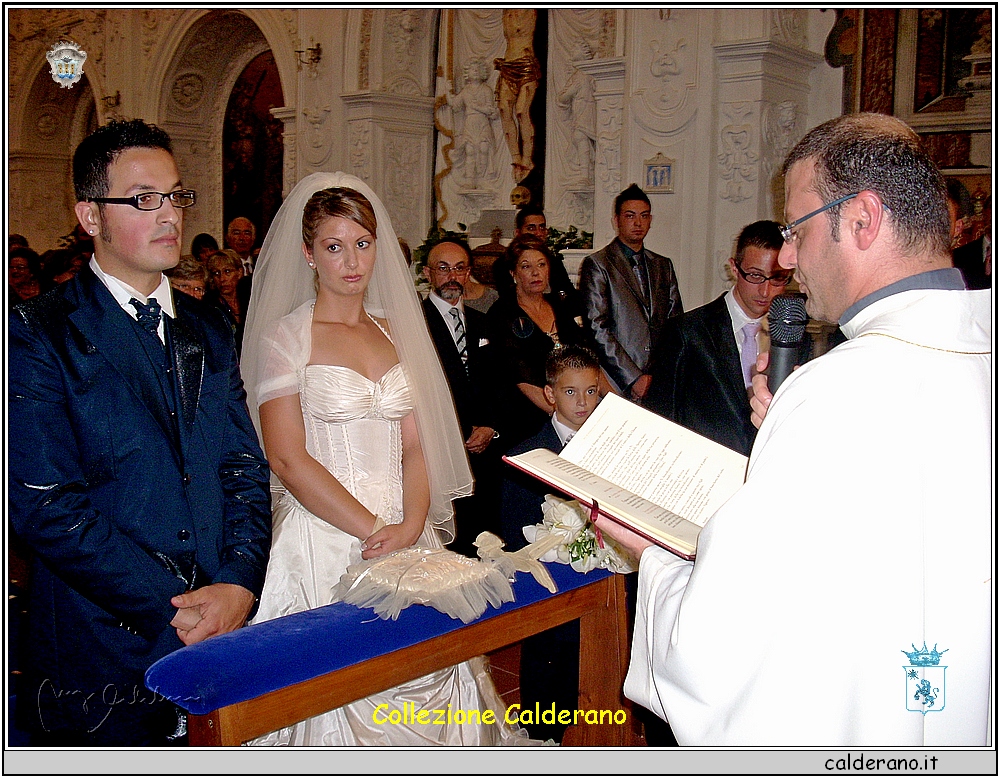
[503,393,749,559]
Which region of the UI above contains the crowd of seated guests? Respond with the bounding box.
[9,225,244,300]
[9,224,262,360]
[43,248,89,286]
[8,228,228,304]
[9,245,45,306]
[8,228,94,308]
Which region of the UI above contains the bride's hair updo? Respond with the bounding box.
[302,187,378,246]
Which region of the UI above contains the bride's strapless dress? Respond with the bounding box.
[249,363,523,746]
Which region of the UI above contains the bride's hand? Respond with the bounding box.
[360,521,422,559]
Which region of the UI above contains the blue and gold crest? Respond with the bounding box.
[902,642,947,715]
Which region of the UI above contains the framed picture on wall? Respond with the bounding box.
[891,9,991,200]
[894,9,991,133]
[644,153,675,193]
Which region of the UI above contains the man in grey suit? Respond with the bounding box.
[580,183,683,399]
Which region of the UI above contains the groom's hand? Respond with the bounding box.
[171,583,255,645]
[170,604,202,634]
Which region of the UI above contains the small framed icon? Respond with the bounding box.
[644,152,675,194]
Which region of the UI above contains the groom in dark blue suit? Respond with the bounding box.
[9,120,271,745]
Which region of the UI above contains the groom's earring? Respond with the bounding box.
[308,261,316,268]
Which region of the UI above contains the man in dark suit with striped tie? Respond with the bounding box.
[421,238,503,555]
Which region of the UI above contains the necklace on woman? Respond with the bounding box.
[517,297,556,330]
[518,296,555,332]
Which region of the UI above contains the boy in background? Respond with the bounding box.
[500,344,602,547]
[499,344,602,742]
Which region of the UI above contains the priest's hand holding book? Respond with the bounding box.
[503,394,748,561]
[591,513,656,559]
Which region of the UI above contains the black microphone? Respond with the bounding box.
[767,293,808,393]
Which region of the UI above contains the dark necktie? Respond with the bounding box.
[449,308,468,365]
[632,253,650,310]
[131,297,162,339]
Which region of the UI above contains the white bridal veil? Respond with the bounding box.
[241,172,471,542]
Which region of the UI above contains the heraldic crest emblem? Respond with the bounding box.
[902,642,948,715]
[46,40,87,89]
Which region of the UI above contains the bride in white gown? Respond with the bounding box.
[241,173,529,746]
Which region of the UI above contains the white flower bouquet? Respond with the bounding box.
[521,494,637,574]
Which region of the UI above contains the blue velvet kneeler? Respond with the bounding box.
[146,564,612,716]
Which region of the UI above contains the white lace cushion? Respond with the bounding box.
[333,547,515,623]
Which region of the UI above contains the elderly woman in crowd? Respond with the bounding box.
[165,255,209,300]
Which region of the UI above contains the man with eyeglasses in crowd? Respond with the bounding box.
[644,220,789,457]
[225,216,258,275]
[596,113,990,745]
[9,119,271,745]
[421,239,504,555]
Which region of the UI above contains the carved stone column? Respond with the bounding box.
[695,9,824,305]
[578,57,625,249]
[151,120,228,251]
[9,152,79,246]
[341,92,437,248]
[714,39,821,220]
[544,9,607,238]
[270,106,298,197]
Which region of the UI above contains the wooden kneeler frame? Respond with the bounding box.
[185,573,639,746]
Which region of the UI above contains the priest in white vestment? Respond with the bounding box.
[597,113,992,747]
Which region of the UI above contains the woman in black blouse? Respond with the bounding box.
[487,234,609,447]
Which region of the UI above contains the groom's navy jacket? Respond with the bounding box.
[9,264,271,741]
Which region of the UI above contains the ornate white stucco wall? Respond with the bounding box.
[8,8,840,306]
